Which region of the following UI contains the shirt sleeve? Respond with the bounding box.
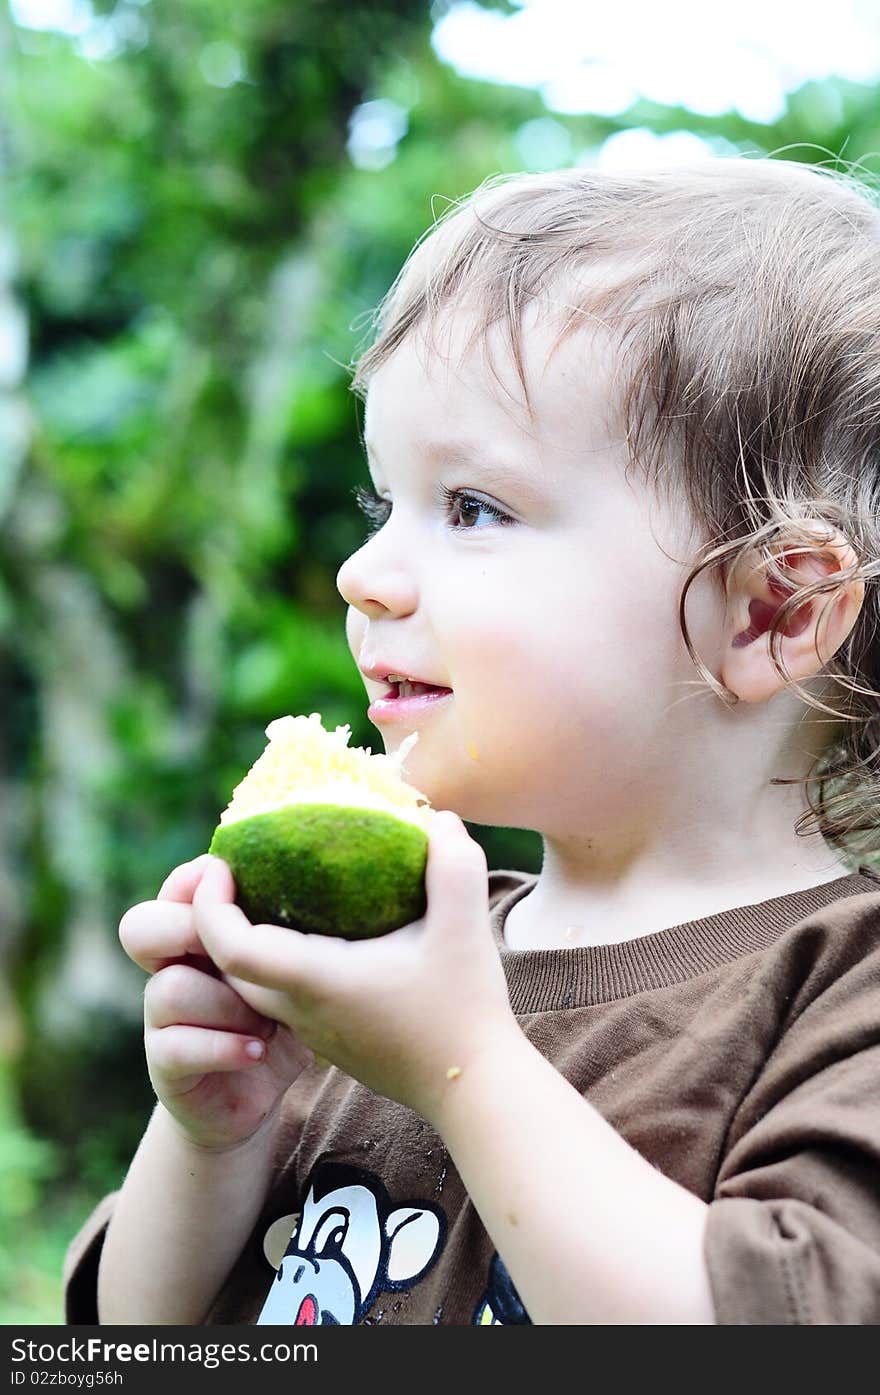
[704,933,880,1324]
[63,1192,118,1324]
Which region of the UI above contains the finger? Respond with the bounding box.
[424,811,488,934]
[144,962,277,1037]
[199,916,328,994]
[193,859,332,993]
[147,1024,268,1080]
[192,855,238,905]
[119,901,213,975]
[220,976,298,1030]
[157,854,217,904]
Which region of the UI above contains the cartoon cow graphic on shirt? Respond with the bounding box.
[257,1162,446,1326]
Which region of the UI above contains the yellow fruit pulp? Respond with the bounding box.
[218,713,432,829]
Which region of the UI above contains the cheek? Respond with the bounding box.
[449,577,669,746]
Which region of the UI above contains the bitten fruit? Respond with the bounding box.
[208,713,432,939]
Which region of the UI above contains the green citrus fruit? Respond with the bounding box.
[208,714,432,939]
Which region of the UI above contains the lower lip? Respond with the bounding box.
[368,690,453,723]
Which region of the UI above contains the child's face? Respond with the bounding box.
[337,308,720,831]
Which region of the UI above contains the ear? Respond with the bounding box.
[719,527,865,705]
[384,1206,443,1285]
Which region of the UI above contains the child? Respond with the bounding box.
[65,157,880,1325]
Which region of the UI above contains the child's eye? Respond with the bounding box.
[352,483,512,536]
[437,484,512,531]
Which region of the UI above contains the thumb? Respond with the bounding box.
[424,812,488,930]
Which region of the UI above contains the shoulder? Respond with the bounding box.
[753,880,880,1067]
[781,880,880,992]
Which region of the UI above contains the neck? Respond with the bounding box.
[503,778,854,953]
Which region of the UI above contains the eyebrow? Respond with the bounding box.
[364,437,545,502]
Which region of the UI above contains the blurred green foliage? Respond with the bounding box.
[3,0,880,1326]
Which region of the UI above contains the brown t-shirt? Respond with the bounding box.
[65,866,880,1325]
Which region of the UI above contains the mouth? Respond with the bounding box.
[295,1293,317,1325]
[368,681,453,724]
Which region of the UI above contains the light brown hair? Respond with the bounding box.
[350,159,880,862]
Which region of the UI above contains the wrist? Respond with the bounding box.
[155,1098,284,1161]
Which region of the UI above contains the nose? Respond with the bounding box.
[336,531,417,621]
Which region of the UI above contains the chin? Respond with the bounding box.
[410,768,504,829]
[391,750,457,809]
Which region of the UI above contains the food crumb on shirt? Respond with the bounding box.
[446,1065,462,1080]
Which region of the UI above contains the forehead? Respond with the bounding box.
[362,302,624,473]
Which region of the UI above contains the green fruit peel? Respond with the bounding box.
[208,714,432,939]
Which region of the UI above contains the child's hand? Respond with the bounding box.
[118,855,314,1151]
[191,813,521,1125]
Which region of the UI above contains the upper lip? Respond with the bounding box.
[359,662,452,691]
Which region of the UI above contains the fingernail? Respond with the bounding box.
[245,1040,265,1060]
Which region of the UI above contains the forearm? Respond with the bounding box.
[98,1102,281,1325]
[432,1027,716,1325]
